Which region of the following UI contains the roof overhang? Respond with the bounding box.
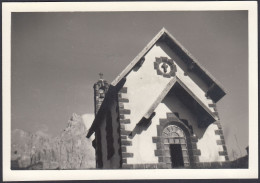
[144,76,219,128]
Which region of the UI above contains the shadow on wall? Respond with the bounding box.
[129,112,156,139]
[162,92,207,140]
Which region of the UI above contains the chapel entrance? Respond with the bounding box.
[162,125,190,168]
[170,144,184,168]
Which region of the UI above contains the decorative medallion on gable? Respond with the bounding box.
[154,57,177,78]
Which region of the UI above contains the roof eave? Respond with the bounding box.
[163,29,227,99]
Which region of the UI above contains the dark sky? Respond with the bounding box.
[11,11,248,159]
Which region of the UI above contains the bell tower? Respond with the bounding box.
[93,73,110,168]
[93,73,109,115]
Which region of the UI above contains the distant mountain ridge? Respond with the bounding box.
[11,113,95,170]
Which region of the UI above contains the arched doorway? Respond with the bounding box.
[162,125,190,168]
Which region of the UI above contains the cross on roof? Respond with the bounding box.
[99,73,103,79]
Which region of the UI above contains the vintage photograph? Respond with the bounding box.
[2,2,258,181]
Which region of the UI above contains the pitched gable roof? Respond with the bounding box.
[87,28,227,138]
[111,27,226,102]
[143,76,219,122]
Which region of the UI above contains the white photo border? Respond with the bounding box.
[2,1,258,181]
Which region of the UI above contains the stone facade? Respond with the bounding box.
[87,28,229,169]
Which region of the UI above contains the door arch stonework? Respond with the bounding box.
[162,125,190,168]
[152,113,201,168]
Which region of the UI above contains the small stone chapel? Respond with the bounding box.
[87,28,229,169]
